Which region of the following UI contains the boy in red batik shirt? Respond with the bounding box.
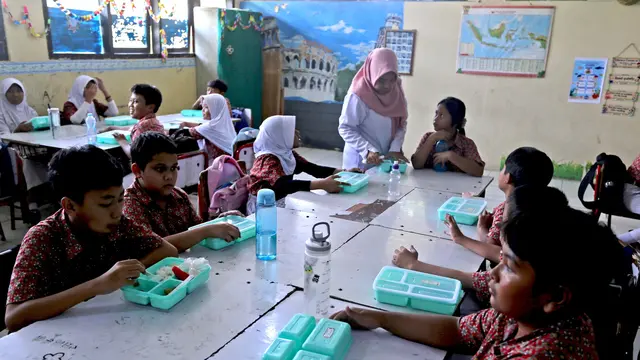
[123,132,240,252]
[5,146,177,332]
[334,199,624,359]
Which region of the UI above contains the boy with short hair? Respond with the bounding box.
[109,84,165,158]
[394,185,567,303]
[123,132,240,253]
[336,203,623,359]
[5,145,177,332]
[444,146,554,263]
[193,79,232,116]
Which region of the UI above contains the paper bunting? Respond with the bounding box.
[220,10,263,32]
[51,0,176,23]
[1,1,50,38]
[159,29,168,62]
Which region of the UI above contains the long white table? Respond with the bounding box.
[0,278,295,360]
[211,291,448,360]
[0,125,119,150]
[371,188,504,241]
[330,225,484,313]
[366,166,493,195]
[188,208,367,288]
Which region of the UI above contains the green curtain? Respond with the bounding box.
[218,9,263,126]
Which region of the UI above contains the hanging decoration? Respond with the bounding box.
[602,43,640,117]
[219,10,263,33]
[159,29,168,63]
[1,1,50,38]
[51,0,175,23]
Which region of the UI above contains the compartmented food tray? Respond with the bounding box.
[163,119,207,131]
[192,215,256,250]
[181,109,203,117]
[437,196,488,226]
[120,257,210,310]
[30,116,50,130]
[336,171,369,193]
[263,314,352,360]
[104,116,138,126]
[373,266,463,315]
[97,130,131,144]
[378,160,408,173]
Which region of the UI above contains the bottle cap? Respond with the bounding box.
[256,188,276,206]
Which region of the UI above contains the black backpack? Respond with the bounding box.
[579,153,632,214]
[170,129,200,154]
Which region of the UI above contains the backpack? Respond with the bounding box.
[578,153,632,213]
[197,155,249,219]
[170,129,200,154]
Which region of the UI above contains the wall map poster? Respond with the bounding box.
[456,5,554,78]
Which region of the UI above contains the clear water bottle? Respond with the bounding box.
[256,189,277,261]
[86,113,97,145]
[388,161,402,198]
[304,222,331,318]
[434,140,449,172]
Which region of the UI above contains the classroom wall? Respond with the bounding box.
[1,0,196,116]
[403,1,640,169]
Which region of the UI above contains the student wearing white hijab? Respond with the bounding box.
[0,78,48,192]
[246,115,356,214]
[181,94,235,166]
[0,78,38,134]
[62,75,118,125]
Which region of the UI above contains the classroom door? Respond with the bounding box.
[218,9,263,126]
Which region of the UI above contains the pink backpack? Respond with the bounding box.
[200,155,250,218]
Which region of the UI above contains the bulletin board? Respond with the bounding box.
[384,30,416,76]
[0,6,8,61]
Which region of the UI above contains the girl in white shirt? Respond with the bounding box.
[338,48,408,170]
[62,75,118,125]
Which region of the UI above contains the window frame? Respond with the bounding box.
[42,0,196,59]
[0,5,9,61]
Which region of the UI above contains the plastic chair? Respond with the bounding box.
[175,150,207,189]
[0,148,30,241]
[0,245,20,330]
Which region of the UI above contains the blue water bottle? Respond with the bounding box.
[256,189,277,261]
[433,140,449,172]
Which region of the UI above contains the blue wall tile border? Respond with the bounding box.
[0,57,195,75]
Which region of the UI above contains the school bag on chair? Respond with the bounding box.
[197,155,249,220]
[578,153,631,215]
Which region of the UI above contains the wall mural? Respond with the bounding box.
[240,1,404,103]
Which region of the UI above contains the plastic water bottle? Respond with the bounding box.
[86,113,97,145]
[388,161,402,198]
[304,222,331,318]
[434,140,449,172]
[256,189,277,261]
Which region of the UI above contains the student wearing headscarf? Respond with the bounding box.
[338,48,409,170]
[180,94,235,166]
[247,116,356,214]
[0,78,38,134]
[61,75,118,125]
[0,79,48,192]
[411,97,484,177]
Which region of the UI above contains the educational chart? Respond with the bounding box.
[457,6,555,78]
[568,58,607,104]
[384,30,416,75]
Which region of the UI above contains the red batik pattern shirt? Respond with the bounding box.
[459,308,598,359]
[487,201,506,245]
[189,128,229,166]
[123,180,202,238]
[130,113,165,141]
[471,271,491,303]
[416,132,485,171]
[7,209,163,304]
[628,153,640,184]
[248,152,309,195]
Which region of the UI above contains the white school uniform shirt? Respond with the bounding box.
[338,92,407,170]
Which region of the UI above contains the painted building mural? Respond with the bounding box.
[241,1,404,103]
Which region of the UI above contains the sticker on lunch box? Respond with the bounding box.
[323,327,335,338]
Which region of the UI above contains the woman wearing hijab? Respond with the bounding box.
[62,75,118,125]
[411,97,484,177]
[0,78,38,134]
[247,116,354,214]
[0,78,49,193]
[180,94,235,166]
[338,48,409,170]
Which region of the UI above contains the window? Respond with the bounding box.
[42,0,193,58]
[0,5,8,61]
